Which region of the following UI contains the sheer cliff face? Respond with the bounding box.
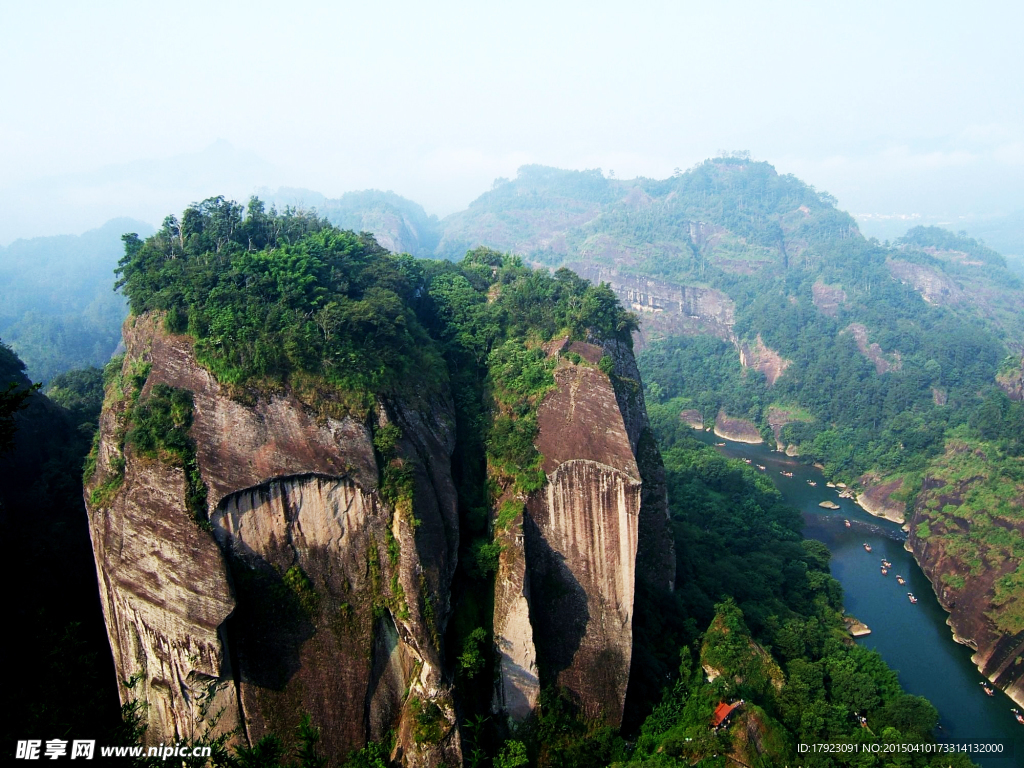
[907,459,1024,707]
[563,263,736,349]
[85,315,461,766]
[493,340,674,727]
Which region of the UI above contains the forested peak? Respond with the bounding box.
[472,165,619,208]
[897,225,1007,267]
[114,196,444,403]
[114,198,638,408]
[648,156,842,215]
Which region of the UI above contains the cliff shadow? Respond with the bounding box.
[366,612,404,741]
[223,553,316,691]
[522,512,589,686]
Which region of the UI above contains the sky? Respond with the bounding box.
[1,0,1022,244]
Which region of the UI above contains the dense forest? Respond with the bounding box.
[433,158,1024,642]
[3,194,988,766]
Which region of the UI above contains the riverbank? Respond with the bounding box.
[693,430,1024,762]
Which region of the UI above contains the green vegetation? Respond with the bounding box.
[115,196,445,408]
[0,340,40,453]
[617,416,977,767]
[13,172,1004,765]
[2,344,125,749]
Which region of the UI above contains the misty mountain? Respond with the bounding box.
[0,140,279,246]
[259,186,441,257]
[0,217,154,382]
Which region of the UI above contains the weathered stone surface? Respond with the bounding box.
[86,314,461,766]
[811,280,847,317]
[595,339,675,593]
[491,339,673,726]
[843,323,901,375]
[714,410,762,444]
[526,460,640,724]
[887,260,964,305]
[998,356,1024,401]
[739,334,790,386]
[680,409,704,429]
[89,453,237,746]
[854,475,905,524]
[564,263,736,348]
[212,476,385,755]
[907,468,1024,706]
[122,315,379,506]
[492,509,539,722]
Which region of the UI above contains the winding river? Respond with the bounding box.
[696,432,1023,765]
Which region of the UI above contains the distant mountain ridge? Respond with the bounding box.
[0,217,154,382]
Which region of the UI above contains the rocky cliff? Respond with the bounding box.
[492,339,674,727]
[998,356,1024,401]
[85,314,461,765]
[906,444,1024,706]
[563,263,735,349]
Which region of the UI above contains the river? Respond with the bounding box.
[694,432,1023,765]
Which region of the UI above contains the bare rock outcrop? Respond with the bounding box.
[713,410,763,444]
[906,463,1024,706]
[843,323,901,375]
[680,409,704,429]
[85,314,461,766]
[739,335,790,385]
[493,340,674,727]
[854,475,906,524]
[887,260,964,305]
[998,357,1024,401]
[564,263,736,348]
[811,280,847,317]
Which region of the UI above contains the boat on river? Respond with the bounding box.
[1013,708,1024,725]
[896,575,905,585]
[844,519,851,528]
[908,593,918,603]
[863,543,872,552]
[807,480,817,486]
[980,682,994,696]
[780,470,794,477]
[881,568,888,575]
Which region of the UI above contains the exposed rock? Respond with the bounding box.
[844,616,871,637]
[85,314,461,766]
[679,409,704,430]
[997,357,1024,401]
[932,387,948,406]
[492,506,539,722]
[887,260,964,305]
[90,451,238,746]
[811,280,847,317]
[766,404,811,452]
[713,410,763,444]
[493,340,674,726]
[906,457,1024,707]
[843,323,901,375]
[563,263,736,348]
[819,501,840,510]
[739,335,790,386]
[854,475,905,524]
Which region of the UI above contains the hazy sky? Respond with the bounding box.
[1,0,1022,242]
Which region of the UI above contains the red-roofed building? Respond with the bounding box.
[711,700,743,730]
